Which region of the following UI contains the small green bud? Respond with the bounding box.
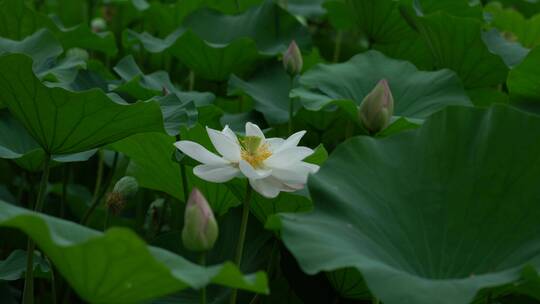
[106,176,139,214]
[358,79,394,134]
[113,176,139,198]
[182,188,219,252]
[66,48,89,61]
[91,18,107,33]
[283,41,303,75]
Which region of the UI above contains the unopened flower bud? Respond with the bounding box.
[283,41,303,75]
[358,79,394,133]
[105,176,139,214]
[182,188,219,252]
[91,18,107,33]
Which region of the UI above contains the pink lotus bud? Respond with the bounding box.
[182,188,219,252]
[283,41,303,75]
[358,79,394,133]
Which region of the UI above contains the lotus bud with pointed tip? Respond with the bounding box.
[105,176,139,214]
[182,188,219,252]
[91,18,107,33]
[358,79,394,133]
[283,41,303,75]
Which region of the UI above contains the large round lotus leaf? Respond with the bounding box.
[413,12,509,88]
[0,111,96,172]
[0,54,164,155]
[0,200,268,304]
[279,105,540,304]
[291,50,471,120]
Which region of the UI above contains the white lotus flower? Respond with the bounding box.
[174,122,319,198]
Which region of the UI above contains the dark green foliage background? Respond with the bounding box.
[1,0,540,303]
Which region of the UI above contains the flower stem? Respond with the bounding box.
[22,154,51,304]
[288,76,295,135]
[200,252,207,304]
[333,30,343,63]
[188,71,195,91]
[176,134,190,203]
[229,183,253,304]
[47,257,58,304]
[16,170,26,205]
[81,151,118,224]
[180,164,189,203]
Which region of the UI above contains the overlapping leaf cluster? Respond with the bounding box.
[1,0,540,303]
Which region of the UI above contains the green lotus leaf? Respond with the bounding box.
[182,0,310,55]
[228,65,295,125]
[485,2,540,49]
[0,0,56,40]
[285,0,326,18]
[482,28,529,68]
[56,24,118,57]
[0,249,49,281]
[487,0,540,18]
[0,0,117,55]
[291,50,471,121]
[0,200,268,303]
[112,56,214,135]
[126,0,310,81]
[125,29,262,81]
[0,110,96,172]
[413,0,483,19]
[324,0,432,69]
[0,29,87,84]
[0,54,165,155]
[508,46,540,103]
[278,105,540,304]
[413,12,509,88]
[0,29,62,68]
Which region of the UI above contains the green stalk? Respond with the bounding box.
[288,76,295,135]
[188,71,195,91]
[15,171,26,206]
[48,257,58,304]
[60,164,70,218]
[104,209,111,230]
[22,154,51,304]
[180,164,189,203]
[81,151,118,224]
[229,183,253,304]
[333,30,343,63]
[200,253,207,304]
[175,134,190,203]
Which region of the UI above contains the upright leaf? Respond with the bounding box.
[0,54,164,154]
